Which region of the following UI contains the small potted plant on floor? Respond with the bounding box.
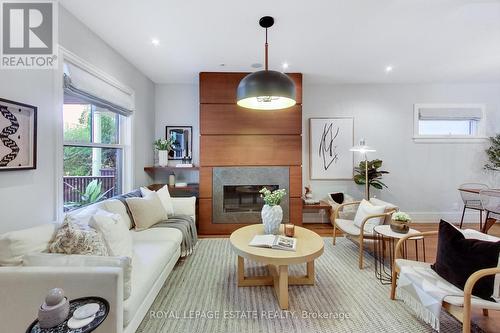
[259,187,287,235]
[154,137,175,167]
[390,211,411,234]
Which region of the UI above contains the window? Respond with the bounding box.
[62,60,134,212]
[63,97,125,211]
[414,104,486,142]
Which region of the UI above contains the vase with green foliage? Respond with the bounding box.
[259,187,287,235]
[66,179,112,210]
[154,137,175,167]
[353,159,389,198]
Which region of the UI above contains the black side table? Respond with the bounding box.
[373,225,426,285]
[26,297,109,333]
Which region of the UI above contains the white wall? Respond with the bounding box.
[154,82,500,223]
[0,6,155,233]
[302,83,500,222]
[154,84,199,184]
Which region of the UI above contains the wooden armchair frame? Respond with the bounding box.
[390,231,500,333]
[331,201,396,269]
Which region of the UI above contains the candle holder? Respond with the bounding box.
[284,224,295,237]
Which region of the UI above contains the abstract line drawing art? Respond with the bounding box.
[309,117,353,180]
[0,98,37,171]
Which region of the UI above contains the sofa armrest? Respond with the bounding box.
[171,196,196,222]
[0,266,123,333]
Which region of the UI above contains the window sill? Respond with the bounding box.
[412,136,488,144]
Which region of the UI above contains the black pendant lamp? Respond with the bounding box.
[236,16,296,110]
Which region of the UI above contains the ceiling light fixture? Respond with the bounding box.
[151,38,160,46]
[282,62,289,69]
[385,65,393,73]
[236,16,296,110]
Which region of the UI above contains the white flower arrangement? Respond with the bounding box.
[392,211,411,222]
[154,136,175,151]
[259,187,287,206]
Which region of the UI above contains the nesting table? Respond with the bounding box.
[230,224,324,309]
[373,225,426,284]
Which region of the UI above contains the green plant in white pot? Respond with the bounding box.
[259,187,287,235]
[154,137,175,167]
[390,211,411,234]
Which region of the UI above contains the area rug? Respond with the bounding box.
[137,237,480,333]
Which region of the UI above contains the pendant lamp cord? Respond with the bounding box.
[265,28,268,71]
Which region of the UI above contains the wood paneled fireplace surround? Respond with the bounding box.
[198,72,303,235]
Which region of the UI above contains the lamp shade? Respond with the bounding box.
[350,139,376,153]
[236,70,296,110]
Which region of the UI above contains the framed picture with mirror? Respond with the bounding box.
[166,126,192,160]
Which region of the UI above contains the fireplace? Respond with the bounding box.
[213,167,289,224]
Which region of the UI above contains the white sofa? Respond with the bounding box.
[0,196,196,333]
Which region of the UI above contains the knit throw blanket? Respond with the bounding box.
[397,265,464,332]
[153,215,198,257]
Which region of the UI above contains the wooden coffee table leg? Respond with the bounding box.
[271,265,289,310]
[238,256,273,286]
[289,261,315,285]
[237,256,245,286]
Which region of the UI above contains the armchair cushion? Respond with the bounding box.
[369,198,398,224]
[353,199,385,233]
[431,220,500,301]
[335,219,362,236]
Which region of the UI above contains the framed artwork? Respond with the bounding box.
[309,117,353,180]
[0,98,37,171]
[166,126,192,160]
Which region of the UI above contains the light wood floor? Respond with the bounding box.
[199,222,500,332]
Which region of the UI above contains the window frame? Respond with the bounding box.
[56,47,134,220]
[413,103,487,143]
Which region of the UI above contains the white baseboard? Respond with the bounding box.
[302,211,484,224]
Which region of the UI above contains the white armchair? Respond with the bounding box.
[331,198,398,269]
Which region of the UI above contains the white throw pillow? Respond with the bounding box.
[0,223,57,266]
[23,252,132,300]
[89,209,133,258]
[101,199,133,229]
[353,199,386,233]
[125,193,169,231]
[140,185,174,216]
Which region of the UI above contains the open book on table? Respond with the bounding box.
[248,234,297,251]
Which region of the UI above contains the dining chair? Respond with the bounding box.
[458,183,489,229]
[479,189,500,233]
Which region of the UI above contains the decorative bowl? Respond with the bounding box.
[390,219,410,234]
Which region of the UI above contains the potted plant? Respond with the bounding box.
[259,187,287,235]
[353,159,389,198]
[154,137,175,167]
[390,211,411,234]
[485,134,500,181]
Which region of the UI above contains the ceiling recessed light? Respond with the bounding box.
[282,62,289,69]
[151,38,160,46]
[385,65,393,73]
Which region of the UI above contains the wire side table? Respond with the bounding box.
[373,225,426,285]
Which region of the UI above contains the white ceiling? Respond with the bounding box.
[59,0,500,84]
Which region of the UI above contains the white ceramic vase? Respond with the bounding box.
[158,150,169,167]
[261,204,283,235]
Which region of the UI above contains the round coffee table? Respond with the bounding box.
[230,224,324,309]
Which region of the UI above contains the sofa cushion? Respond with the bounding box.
[22,252,132,300]
[335,219,362,236]
[141,185,174,216]
[48,219,109,256]
[100,199,133,230]
[125,193,168,231]
[123,237,180,325]
[353,199,385,233]
[0,223,56,266]
[89,209,133,258]
[130,227,183,245]
[431,220,500,301]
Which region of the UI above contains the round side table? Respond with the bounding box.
[26,297,109,333]
[373,225,426,285]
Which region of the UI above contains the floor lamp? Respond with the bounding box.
[350,139,376,199]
